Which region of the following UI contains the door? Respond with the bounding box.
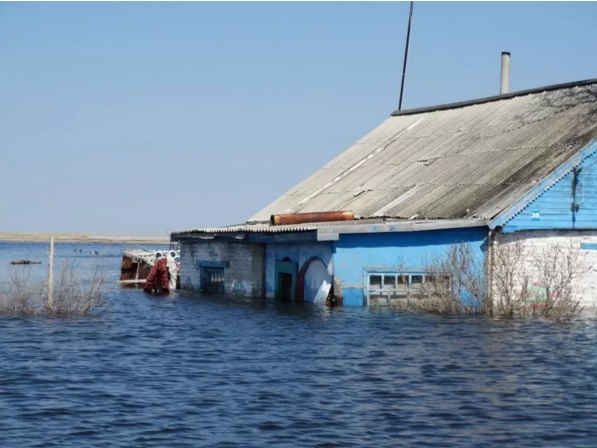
[275,260,297,301]
[279,272,294,301]
[202,267,225,294]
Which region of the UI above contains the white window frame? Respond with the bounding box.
[365,270,450,305]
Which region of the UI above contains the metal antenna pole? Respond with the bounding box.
[398,1,414,111]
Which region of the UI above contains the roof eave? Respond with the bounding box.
[317,218,489,241]
[171,218,490,242]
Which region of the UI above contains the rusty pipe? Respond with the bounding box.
[270,211,355,226]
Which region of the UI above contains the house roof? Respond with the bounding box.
[248,79,597,224]
[171,218,487,240]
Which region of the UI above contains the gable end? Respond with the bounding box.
[490,139,597,231]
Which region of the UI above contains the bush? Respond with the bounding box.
[408,243,487,315]
[390,241,585,321]
[0,259,108,316]
[492,240,586,321]
[0,266,43,315]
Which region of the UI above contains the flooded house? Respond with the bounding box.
[172,77,597,308]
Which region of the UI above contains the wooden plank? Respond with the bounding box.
[117,279,146,285]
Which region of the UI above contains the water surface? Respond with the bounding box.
[1,242,596,447]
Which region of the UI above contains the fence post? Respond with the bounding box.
[48,235,54,309]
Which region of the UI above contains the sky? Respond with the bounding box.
[2,2,597,235]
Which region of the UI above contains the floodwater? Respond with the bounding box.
[1,242,597,447]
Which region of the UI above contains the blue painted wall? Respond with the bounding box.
[333,227,488,306]
[503,149,597,232]
[265,242,333,299]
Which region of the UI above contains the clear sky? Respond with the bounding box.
[2,2,597,235]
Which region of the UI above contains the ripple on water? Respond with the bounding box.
[2,243,597,446]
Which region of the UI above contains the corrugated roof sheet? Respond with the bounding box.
[248,79,597,223]
[172,223,318,236]
[171,218,487,238]
[173,219,401,236]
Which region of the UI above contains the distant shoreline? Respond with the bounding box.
[0,233,170,244]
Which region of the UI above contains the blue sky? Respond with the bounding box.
[2,2,597,235]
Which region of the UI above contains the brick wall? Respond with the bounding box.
[495,230,597,309]
[179,240,264,297]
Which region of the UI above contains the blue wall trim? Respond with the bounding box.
[194,260,229,269]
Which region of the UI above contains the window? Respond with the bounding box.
[397,274,408,286]
[383,276,396,289]
[196,260,229,295]
[366,271,451,305]
[202,267,225,294]
[370,275,382,289]
[411,275,423,286]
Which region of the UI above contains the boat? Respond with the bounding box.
[118,248,180,290]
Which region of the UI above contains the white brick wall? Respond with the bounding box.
[179,240,264,297]
[180,243,200,290]
[495,230,597,309]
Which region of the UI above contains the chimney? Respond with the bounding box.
[500,52,510,95]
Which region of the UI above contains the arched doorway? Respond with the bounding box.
[297,257,332,305]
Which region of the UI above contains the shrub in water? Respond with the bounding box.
[0,259,108,316]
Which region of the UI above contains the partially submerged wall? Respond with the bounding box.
[494,230,597,309]
[333,227,488,306]
[180,240,264,297]
[265,242,333,302]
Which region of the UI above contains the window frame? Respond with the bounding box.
[365,269,450,305]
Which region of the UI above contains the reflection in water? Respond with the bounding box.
[0,243,597,447]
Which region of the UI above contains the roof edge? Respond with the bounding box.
[489,138,597,229]
[317,218,488,241]
[171,218,490,240]
[391,78,597,117]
